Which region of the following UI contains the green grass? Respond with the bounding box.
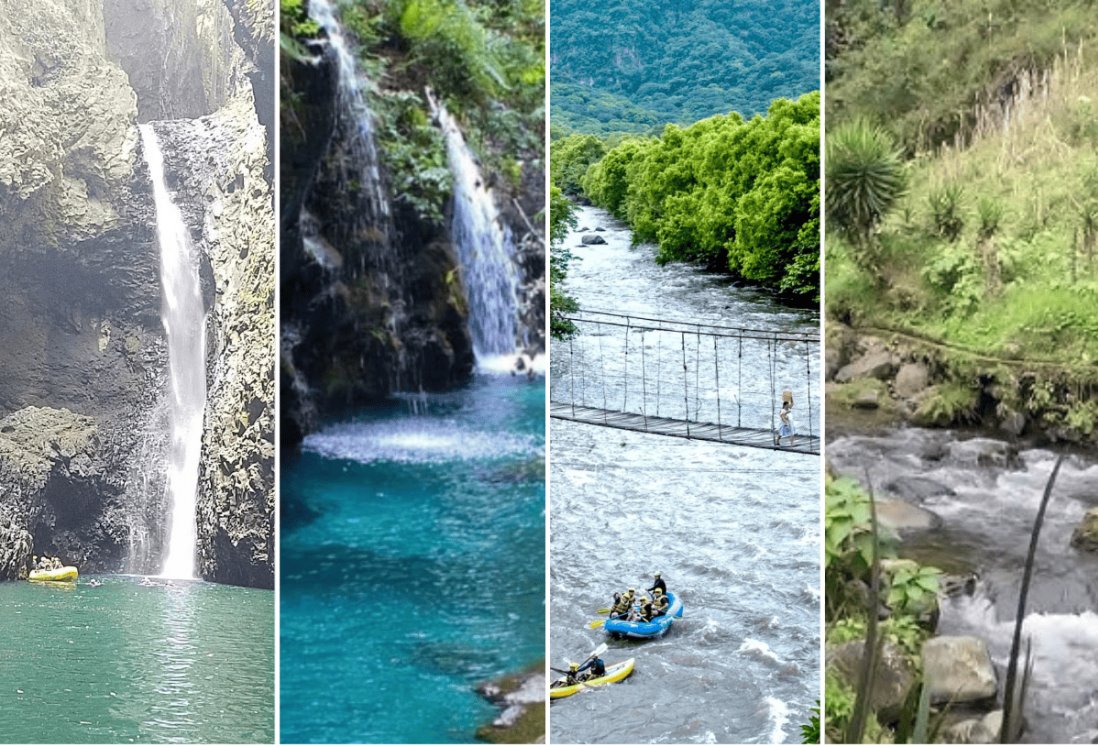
[827,45,1098,366]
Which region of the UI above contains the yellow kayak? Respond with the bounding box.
[550,658,635,699]
[29,566,79,583]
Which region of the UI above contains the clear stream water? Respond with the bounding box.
[549,207,820,744]
[828,429,1098,744]
[280,376,546,743]
[0,576,273,743]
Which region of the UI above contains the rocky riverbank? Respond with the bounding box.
[826,322,1098,445]
[475,661,546,744]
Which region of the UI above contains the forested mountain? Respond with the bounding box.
[551,0,819,133]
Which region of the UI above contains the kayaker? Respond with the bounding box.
[647,573,666,596]
[577,655,606,681]
[651,589,670,617]
[564,662,581,685]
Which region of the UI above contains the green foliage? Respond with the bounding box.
[913,382,979,426]
[375,91,452,224]
[825,120,906,261]
[551,0,819,132]
[549,185,579,339]
[927,183,965,241]
[572,93,821,301]
[280,0,320,61]
[922,243,981,314]
[550,134,606,195]
[885,561,942,617]
[800,703,821,744]
[976,197,1004,240]
[828,0,1098,152]
[825,475,897,616]
[397,0,508,100]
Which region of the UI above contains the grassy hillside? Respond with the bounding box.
[826,0,1098,439]
[551,0,819,133]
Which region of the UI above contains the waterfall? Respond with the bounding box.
[140,123,206,580]
[308,0,390,239]
[429,93,521,363]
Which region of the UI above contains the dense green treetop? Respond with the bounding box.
[551,0,820,134]
[553,92,821,303]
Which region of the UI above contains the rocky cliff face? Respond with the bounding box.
[0,0,274,587]
[280,41,475,447]
[153,91,275,589]
[280,13,548,448]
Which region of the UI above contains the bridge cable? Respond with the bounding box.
[640,329,649,431]
[596,321,608,424]
[805,339,813,440]
[656,331,662,417]
[681,332,691,437]
[694,332,702,421]
[714,336,723,442]
[622,317,631,412]
[568,335,576,416]
[769,337,777,442]
[737,332,743,428]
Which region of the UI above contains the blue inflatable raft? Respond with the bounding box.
[603,592,684,639]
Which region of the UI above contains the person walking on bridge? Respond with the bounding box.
[776,393,796,447]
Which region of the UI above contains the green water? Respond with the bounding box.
[0,576,274,744]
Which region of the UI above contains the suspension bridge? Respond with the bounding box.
[550,309,821,455]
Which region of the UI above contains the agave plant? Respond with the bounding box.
[826,120,906,269]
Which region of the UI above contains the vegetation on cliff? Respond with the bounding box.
[282,0,543,224]
[551,93,821,305]
[551,0,818,134]
[826,0,1098,439]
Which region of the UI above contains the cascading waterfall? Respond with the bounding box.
[429,92,521,363]
[307,0,390,242]
[140,123,206,580]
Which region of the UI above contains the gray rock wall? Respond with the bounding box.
[0,0,274,587]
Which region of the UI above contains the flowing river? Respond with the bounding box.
[280,376,545,743]
[828,427,1098,744]
[0,576,273,743]
[549,206,820,743]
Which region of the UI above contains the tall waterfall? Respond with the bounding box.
[140,124,205,580]
[429,94,521,362]
[308,0,390,237]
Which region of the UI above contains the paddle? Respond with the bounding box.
[551,643,608,686]
[595,607,611,614]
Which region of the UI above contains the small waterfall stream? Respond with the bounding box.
[140,123,205,580]
[430,93,521,364]
[307,0,390,242]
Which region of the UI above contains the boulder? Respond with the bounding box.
[923,636,998,705]
[827,640,917,724]
[942,710,1003,744]
[581,233,608,245]
[1070,508,1098,552]
[835,350,896,383]
[884,476,955,502]
[876,499,942,532]
[0,518,33,581]
[852,384,882,409]
[893,362,930,399]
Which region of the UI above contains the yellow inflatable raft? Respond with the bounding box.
[550,658,635,699]
[29,566,79,583]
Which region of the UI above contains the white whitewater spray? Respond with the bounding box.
[308,0,390,233]
[140,124,205,580]
[428,91,521,363]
